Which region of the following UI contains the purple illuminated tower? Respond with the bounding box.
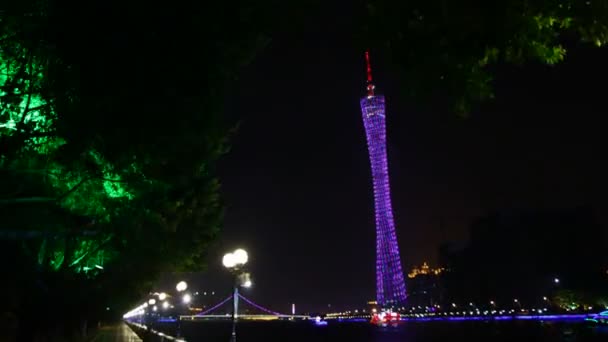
[359,51,407,307]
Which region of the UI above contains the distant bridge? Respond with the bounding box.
[179,293,309,321]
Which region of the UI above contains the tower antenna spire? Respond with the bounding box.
[365,50,375,96]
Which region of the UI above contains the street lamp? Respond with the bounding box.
[158,292,167,301]
[223,248,251,342]
[174,281,188,339]
[176,281,188,292]
[183,294,192,304]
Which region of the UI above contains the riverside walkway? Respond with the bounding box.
[91,323,142,342]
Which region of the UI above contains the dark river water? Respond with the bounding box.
[151,320,608,342]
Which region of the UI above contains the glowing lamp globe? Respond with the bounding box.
[176,281,188,292]
[233,249,248,265]
[183,294,191,304]
[222,253,236,268]
[158,292,167,300]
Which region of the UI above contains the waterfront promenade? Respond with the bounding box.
[91,323,142,342]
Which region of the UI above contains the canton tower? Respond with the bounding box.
[359,51,407,307]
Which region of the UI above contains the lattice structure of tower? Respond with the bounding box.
[359,51,407,307]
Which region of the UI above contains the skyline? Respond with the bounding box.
[160,39,608,313]
[3,2,608,340]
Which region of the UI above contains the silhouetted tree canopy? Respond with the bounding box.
[361,0,608,114]
[1,0,275,338]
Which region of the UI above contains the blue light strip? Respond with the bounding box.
[336,314,591,323]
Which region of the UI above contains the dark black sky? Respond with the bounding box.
[161,26,608,313]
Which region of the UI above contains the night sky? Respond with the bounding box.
[159,24,608,313]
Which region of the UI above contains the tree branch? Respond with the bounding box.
[0,168,61,177]
[0,230,100,240]
[0,197,56,205]
[1,175,130,205]
[24,131,58,138]
[56,177,91,202]
[18,53,34,126]
[68,234,114,268]
[55,176,128,202]
[22,103,51,115]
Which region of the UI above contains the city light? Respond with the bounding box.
[162,301,170,309]
[176,281,188,292]
[222,253,236,268]
[554,278,560,284]
[243,280,252,288]
[183,294,191,304]
[223,249,249,269]
[148,299,156,305]
[158,292,167,300]
[122,303,150,319]
[233,249,249,265]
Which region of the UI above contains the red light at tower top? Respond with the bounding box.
[365,50,373,82]
[365,50,375,97]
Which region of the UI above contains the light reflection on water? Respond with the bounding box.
[153,320,608,342]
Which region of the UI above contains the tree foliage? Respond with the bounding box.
[0,0,272,338]
[362,0,608,114]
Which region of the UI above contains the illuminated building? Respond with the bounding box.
[406,262,445,307]
[407,262,445,278]
[359,51,407,307]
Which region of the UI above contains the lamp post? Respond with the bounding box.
[175,280,187,338]
[223,248,251,342]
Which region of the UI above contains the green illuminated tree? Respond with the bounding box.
[361,0,608,114]
[0,0,270,339]
[553,290,584,311]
